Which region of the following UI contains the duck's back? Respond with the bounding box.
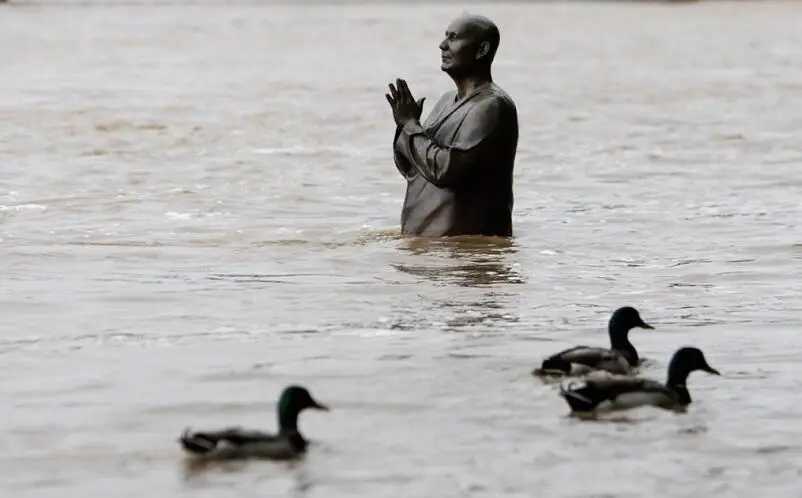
[206,437,303,461]
[553,346,631,374]
[180,427,309,461]
[588,377,678,409]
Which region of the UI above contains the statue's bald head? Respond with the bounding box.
[452,13,500,64]
[439,14,501,77]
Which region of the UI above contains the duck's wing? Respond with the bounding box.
[536,346,631,376]
[215,427,280,445]
[179,427,306,461]
[561,347,632,374]
[560,376,676,413]
[179,426,279,455]
[199,438,301,461]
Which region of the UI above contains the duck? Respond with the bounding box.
[558,346,720,415]
[532,306,654,378]
[178,385,329,461]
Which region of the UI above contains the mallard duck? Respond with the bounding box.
[558,346,720,415]
[532,306,654,378]
[178,385,329,461]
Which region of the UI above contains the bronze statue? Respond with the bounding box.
[386,14,519,238]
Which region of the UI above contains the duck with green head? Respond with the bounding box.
[558,346,721,415]
[532,306,654,378]
[179,385,329,461]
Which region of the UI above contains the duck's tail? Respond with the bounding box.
[533,356,571,377]
[178,427,218,454]
[558,381,597,412]
[532,367,567,377]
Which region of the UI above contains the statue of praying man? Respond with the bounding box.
[386,14,520,238]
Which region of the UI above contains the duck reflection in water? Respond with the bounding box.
[392,236,524,331]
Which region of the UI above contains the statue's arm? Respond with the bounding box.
[395,98,507,188]
[392,125,416,179]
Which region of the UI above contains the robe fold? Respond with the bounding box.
[393,82,519,237]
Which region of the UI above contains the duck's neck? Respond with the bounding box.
[277,399,299,434]
[286,431,308,452]
[666,362,692,405]
[609,329,638,365]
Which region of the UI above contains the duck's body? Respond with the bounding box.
[178,385,328,461]
[180,427,308,461]
[533,306,653,378]
[559,346,720,415]
[536,345,633,376]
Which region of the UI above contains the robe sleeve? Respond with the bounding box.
[395,97,504,188]
[392,125,416,179]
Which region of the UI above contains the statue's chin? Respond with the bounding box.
[441,63,466,77]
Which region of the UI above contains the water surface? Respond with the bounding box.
[2,1,802,497]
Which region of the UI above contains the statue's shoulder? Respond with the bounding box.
[434,89,458,106]
[468,84,517,120]
[482,83,517,111]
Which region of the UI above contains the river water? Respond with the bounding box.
[2,1,802,497]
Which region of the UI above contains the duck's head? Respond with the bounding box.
[280,385,329,414]
[667,347,720,405]
[277,385,329,433]
[608,306,653,340]
[670,346,720,376]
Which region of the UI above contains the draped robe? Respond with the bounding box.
[392,82,519,237]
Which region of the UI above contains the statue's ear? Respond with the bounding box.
[476,41,490,60]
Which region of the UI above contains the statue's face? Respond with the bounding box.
[439,17,482,75]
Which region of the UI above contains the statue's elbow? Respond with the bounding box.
[429,177,451,189]
[428,168,463,189]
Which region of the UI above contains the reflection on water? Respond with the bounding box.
[393,236,525,288]
[392,236,525,332]
[179,455,306,483]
